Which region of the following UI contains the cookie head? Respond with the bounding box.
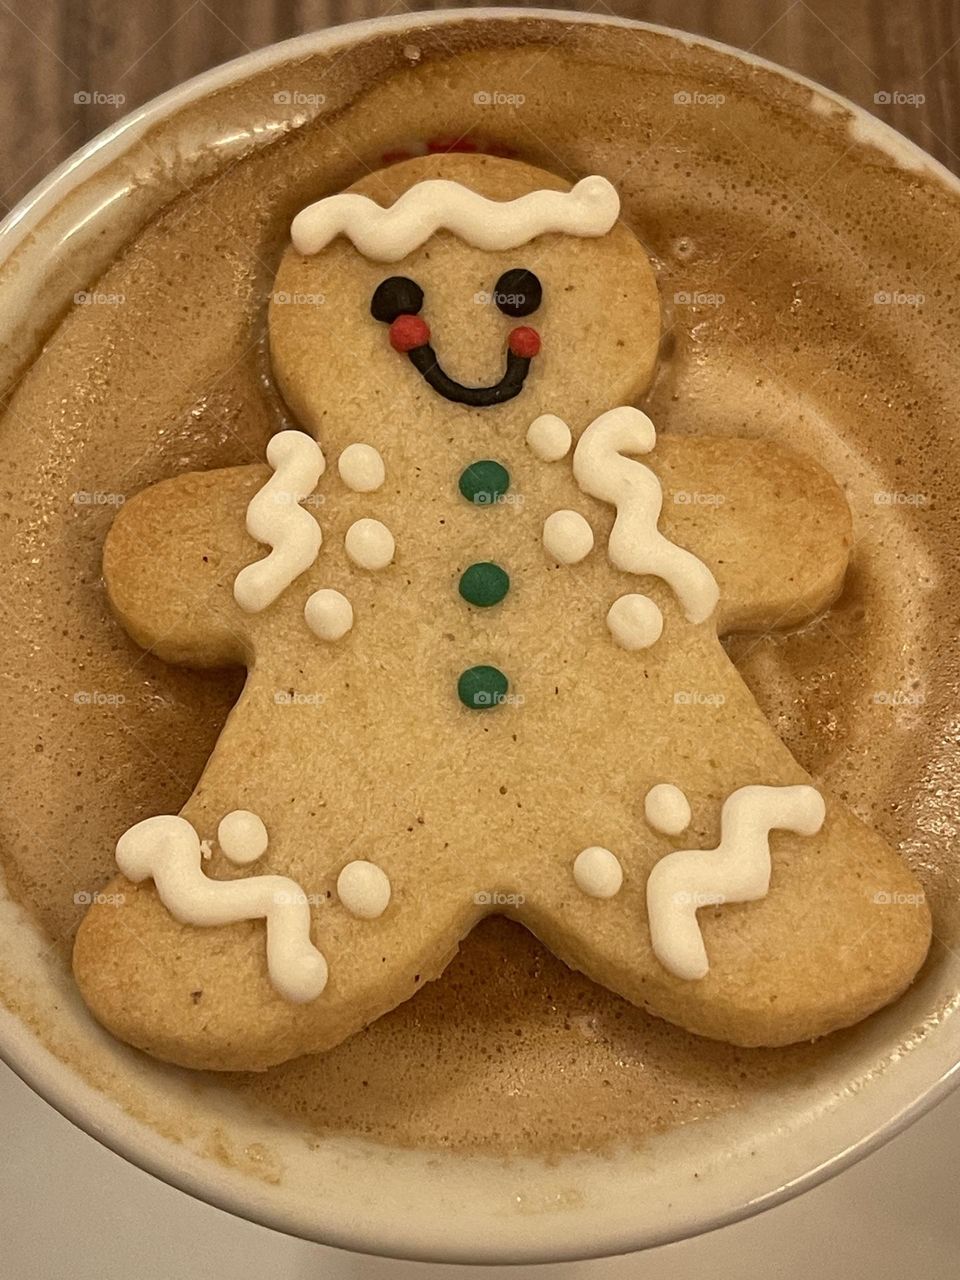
[270,154,661,436]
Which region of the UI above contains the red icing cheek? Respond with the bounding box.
[508,326,541,359]
[389,314,431,352]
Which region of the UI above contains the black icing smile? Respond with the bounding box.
[370,270,543,408]
[406,343,532,407]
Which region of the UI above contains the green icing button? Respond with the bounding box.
[457,664,509,710]
[459,561,510,607]
[458,459,510,506]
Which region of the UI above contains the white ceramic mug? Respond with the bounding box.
[1,9,958,1265]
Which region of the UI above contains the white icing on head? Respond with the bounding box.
[644,783,692,836]
[338,443,385,493]
[336,860,391,919]
[606,593,664,650]
[526,414,572,462]
[345,518,395,570]
[573,407,720,623]
[543,509,594,564]
[217,809,269,865]
[291,175,621,262]
[573,846,623,899]
[234,430,324,614]
[115,814,328,1002]
[304,588,354,641]
[646,784,826,980]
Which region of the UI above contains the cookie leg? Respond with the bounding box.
[73,778,483,1070]
[520,793,930,1048]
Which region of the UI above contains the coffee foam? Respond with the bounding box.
[1,18,959,1158]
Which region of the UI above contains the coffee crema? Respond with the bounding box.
[1,17,958,1156]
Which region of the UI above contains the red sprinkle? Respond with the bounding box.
[389,314,431,352]
[508,326,541,359]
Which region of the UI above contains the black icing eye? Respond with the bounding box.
[493,268,542,318]
[370,275,424,323]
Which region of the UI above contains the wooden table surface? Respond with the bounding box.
[1,0,958,216]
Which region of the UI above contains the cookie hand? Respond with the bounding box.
[651,435,853,634]
[104,463,311,666]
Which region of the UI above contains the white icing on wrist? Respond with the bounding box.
[543,509,594,564]
[607,593,663,650]
[527,414,572,462]
[573,407,719,623]
[304,588,354,641]
[234,430,324,614]
[218,810,269,865]
[646,784,826,980]
[345,518,394,570]
[291,175,621,262]
[337,860,391,919]
[338,443,385,493]
[644,784,691,836]
[573,846,623,899]
[116,814,328,1002]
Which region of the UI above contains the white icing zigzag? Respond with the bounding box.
[234,430,325,614]
[645,784,826,981]
[291,176,621,262]
[116,814,328,1002]
[572,407,720,623]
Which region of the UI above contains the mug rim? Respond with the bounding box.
[1,7,959,1264]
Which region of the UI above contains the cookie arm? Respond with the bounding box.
[104,465,270,666]
[649,436,853,634]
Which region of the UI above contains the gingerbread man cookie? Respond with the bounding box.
[73,154,931,1071]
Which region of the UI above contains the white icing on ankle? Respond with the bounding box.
[526,414,572,462]
[345,518,394,570]
[644,783,691,835]
[304,588,354,641]
[572,407,719,623]
[573,846,623,899]
[607,593,663,650]
[337,860,391,919]
[234,431,324,614]
[338,443,385,493]
[115,814,328,1002]
[646,784,826,980]
[218,809,269,865]
[543,509,594,564]
[291,176,621,262]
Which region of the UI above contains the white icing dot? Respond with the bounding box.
[217,810,269,866]
[345,518,394,570]
[573,846,623,899]
[337,860,392,919]
[644,783,692,836]
[543,509,594,564]
[304,588,354,641]
[607,593,663,650]
[526,414,572,461]
[338,443,385,492]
